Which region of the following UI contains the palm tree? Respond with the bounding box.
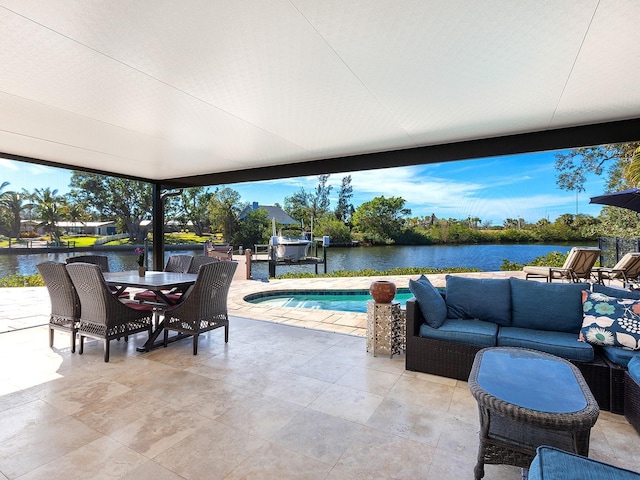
[32,188,63,244]
[624,146,640,186]
[0,191,24,239]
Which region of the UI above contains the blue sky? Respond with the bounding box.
[1,149,607,225]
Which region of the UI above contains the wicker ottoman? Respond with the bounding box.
[468,348,600,480]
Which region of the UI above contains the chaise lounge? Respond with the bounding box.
[523,246,601,283]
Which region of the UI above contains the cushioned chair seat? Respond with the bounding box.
[497,326,595,362]
[528,446,640,479]
[419,319,498,348]
[601,346,640,368]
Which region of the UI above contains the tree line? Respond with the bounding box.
[1,141,639,247]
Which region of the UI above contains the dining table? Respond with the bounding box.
[103,270,198,351]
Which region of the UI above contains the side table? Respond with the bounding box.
[366,301,405,358]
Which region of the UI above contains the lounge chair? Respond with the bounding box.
[523,247,601,283]
[592,252,640,287]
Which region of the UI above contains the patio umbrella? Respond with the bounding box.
[590,187,640,213]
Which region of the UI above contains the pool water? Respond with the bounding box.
[245,288,415,313]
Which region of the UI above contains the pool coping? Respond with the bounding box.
[227,271,528,338]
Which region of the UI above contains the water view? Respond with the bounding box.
[0,243,590,280]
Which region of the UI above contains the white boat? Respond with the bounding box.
[272,235,311,262]
[269,217,312,262]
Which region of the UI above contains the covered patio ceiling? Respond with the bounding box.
[1,1,640,188]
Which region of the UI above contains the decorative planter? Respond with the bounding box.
[138,266,146,277]
[369,280,396,303]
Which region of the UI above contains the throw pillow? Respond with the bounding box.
[445,275,511,326]
[580,290,640,350]
[409,275,447,328]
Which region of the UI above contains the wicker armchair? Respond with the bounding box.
[163,261,237,354]
[65,255,110,272]
[37,261,80,352]
[66,263,154,362]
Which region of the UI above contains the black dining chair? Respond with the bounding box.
[65,255,110,272]
[163,261,237,355]
[66,263,154,362]
[37,261,81,352]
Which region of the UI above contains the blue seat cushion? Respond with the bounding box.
[528,446,640,480]
[629,356,640,383]
[444,275,511,326]
[509,278,586,333]
[419,318,498,348]
[593,283,640,300]
[409,274,447,328]
[497,326,594,362]
[601,345,640,368]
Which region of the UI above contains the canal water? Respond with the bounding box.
[0,243,590,280]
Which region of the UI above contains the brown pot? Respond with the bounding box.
[369,280,396,303]
[138,266,146,277]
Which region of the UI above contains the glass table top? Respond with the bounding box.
[476,348,588,414]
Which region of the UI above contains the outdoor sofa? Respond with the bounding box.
[405,275,640,414]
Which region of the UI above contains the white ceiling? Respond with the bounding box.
[1,0,639,183]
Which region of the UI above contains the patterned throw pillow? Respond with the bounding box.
[580,290,640,350]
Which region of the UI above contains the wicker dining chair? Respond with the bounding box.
[188,255,219,273]
[66,263,154,362]
[163,261,237,354]
[133,254,194,303]
[37,261,81,352]
[65,255,110,272]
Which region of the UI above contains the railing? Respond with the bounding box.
[598,237,640,267]
[94,233,129,245]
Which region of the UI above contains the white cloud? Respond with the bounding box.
[0,159,19,171]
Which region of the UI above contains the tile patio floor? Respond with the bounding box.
[0,273,638,479]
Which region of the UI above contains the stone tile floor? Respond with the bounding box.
[0,273,638,479]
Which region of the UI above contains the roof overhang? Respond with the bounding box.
[1,1,639,186]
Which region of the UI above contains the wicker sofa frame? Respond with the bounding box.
[625,370,640,434]
[405,299,615,412]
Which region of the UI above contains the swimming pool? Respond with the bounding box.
[244,288,416,313]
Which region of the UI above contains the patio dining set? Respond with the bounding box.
[38,254,237,362]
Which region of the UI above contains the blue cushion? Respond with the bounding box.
[528,446,640,480]
[601,345,640,368]
[419,318,498,348]
[509,278,585,333]
[629,356,640,382]
[497,327,595,362]
[593,283,640,300]
[409,275,447,328]
[445,275,511,326]
[581,290,640,350]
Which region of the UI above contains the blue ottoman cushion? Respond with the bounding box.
[497,327,595,362]
[528,446,640,479]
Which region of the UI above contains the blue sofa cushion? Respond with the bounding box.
[629,356,640,383]
[593,283,640,300]
[409,275,447,328]
[509,278,585,333]
[528,446,640,480]
[581,290,640,350]
[419,318,498,348]
[601,345,640,368]
[497,326,595,362]
[445,275,511,326]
